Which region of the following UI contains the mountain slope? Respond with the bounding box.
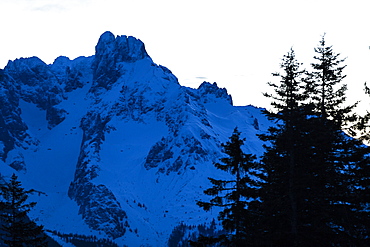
[0,31,272,246]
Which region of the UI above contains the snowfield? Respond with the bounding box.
[0,31,272,246]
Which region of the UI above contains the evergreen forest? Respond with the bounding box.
[190,35,370,246]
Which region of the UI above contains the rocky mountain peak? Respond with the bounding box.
[91,31,150,91]
[95,31,149,63]
[0,31,271,246]
[197,81,233,105]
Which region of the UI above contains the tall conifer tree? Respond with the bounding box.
[257,41,370,245]
[306,35,370,244]
[193,128,263,246]
[256,48,315,246]
[0,174,47,246]
[308,34,356,123]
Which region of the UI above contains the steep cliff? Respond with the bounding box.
[0,31,272,246]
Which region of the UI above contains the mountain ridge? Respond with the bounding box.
[0,31,272,246]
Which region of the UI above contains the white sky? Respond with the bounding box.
[1,0,370,111]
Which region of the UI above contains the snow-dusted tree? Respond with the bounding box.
[193,128,264,246]
[0,174,47,246]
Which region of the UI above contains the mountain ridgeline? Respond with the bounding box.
[0,31,271,246]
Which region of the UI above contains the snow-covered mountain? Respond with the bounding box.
[0,31,272,246]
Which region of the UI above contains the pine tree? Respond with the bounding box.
[0,174,47,246]
[308,34,356,124]
[192,128,264,246]
[306,35,370,245]
[256,48,317,246]
[255,41,370,245]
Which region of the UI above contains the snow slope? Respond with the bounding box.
[0,31,272,246]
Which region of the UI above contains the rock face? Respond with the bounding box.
[68,112,129,238]
[4,55,93,129]
[91,31,149,92]
[0,32,272,245]
[5,57,64,109]
[0,70,29,165]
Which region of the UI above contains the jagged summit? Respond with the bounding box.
[5,56,47,72]
[94,31,149,65]
[96,31,148,60]
[197,81,233,105]
[0,32,271,246]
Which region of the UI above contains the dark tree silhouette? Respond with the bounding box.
[257,38,370,246]
[0,174,47,246]
[193,128,264,246]
[257,48,316,246]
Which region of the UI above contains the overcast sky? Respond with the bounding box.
[1,0,369,111]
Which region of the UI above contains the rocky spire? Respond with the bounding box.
[91,31,150,91]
